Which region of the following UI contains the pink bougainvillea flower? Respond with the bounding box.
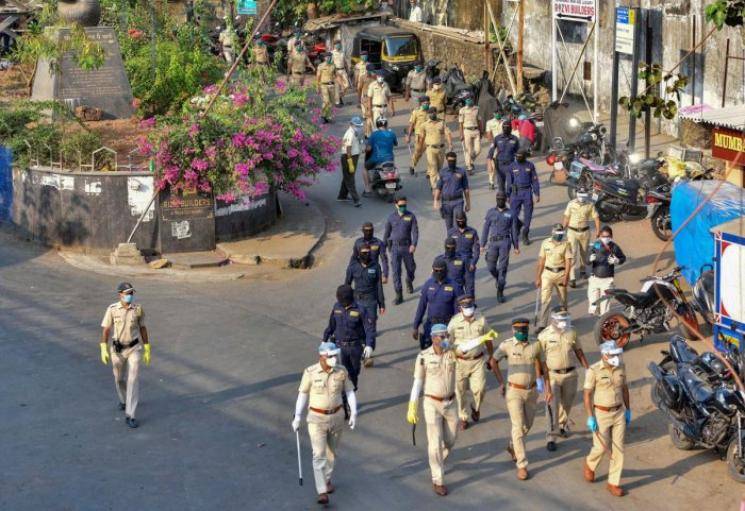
[191,158,209,171]
[188,123,201,137]
[275,79,287,93]
[203,84,219,95]
[139,117,156,129]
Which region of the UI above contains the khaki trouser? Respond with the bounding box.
[320,84,335,118]
[487,158,496,186]
[110,343,142,418]
[290,72,305,87]
[567,228,591,281]
[506,386,537,469]
[412,135,425,169]
[361,101,373,137]
[539,269,568,328]
[462,129,481,169]
[308,410,345,495]
[334,69,350,103]
[586,408,625,486]
[423,396,458,485]
[588,276,615,316]
[455,357,486,421]
[372,105,388,127]
[426,146,444,189]
[546,369,578,441]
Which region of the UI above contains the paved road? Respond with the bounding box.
[0,97,740,510]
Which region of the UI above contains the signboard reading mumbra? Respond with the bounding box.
[712,128,745,164]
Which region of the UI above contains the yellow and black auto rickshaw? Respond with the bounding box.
[351,26,422,91]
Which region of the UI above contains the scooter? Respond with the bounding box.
[369,161,401,202]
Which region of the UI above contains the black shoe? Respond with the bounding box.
[406,280,414,294]
[394,292,403,305]
[468,167,475,176]
[497,290,506,303]
[118,402,126,411]
[559,428,568,438]
[362,191,373,198]
[409,167,415,176]
[547,441,557,452]
[535,326,545,335]
[489,183,495,190]
[569,280,576,288]
[353,201,361,208]
[523,237,532,246]
[126,417,139,429]
[323,117,331,124]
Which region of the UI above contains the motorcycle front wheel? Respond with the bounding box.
[594,198,616,224]
[593,310,632,347]
[651,205,672,241]
[726,438,745,483]
[669,423,695,451]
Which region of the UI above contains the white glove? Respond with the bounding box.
[363,346,374,359]
[292,415,301,432]
[348,414,357,430]
[608,255,618,265]
[589,253,597,262]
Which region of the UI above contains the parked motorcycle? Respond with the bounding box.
[369,161,401,202]
[442,66,475,112]
[692,263,716,332]
[591,176,669,224]
[565,157,624,200]
[649,336,745,483]
[593,266,700,347]
[646,182,673,241]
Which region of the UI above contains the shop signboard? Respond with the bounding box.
[712,127,745,164]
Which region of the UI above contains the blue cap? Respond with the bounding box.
[600,341,623,355]
[318,342,340,356]
[350,116,363,127]
[430,323,448,336]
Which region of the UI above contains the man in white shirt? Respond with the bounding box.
[338,117,365,207]
[409,0,423,22]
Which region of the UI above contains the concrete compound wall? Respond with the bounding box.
[10,166,279,253]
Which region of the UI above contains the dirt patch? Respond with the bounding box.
[0,63,33,99]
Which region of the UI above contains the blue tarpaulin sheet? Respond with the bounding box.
[671,180,745,286]
[0,147,11,221]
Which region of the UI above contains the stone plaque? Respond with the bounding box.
[158,186,216,253]
[32,27,135,119]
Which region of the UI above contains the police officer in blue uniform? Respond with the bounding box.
[481,191,520,303]
[412,259,459,350]
[434,238,471,297]
[505,149,540,246]
[448,211,480,298]
[383,196,419,305]
[487,121,519,192]
[322,284,375,391]
[351,222,389,283]
[433,152,471,233]
[345,244,385,367]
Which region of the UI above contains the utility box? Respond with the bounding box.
[712,216,745,353]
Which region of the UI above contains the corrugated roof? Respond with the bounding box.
[679,104,745,130]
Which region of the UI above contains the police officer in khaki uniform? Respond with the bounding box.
[367,71,395,127]
[427,76,447,115]
[538,306,589,451]
[289,44,314,87]
[493,318,552,480]
[563,185,601,287]
[535,224,573,331]
[447,295,497,430]
[99,282,151,429]
[292,342,357,505]
[405,95,430,176]
[405,63,427,104]
[583,341,631,498]
[407,323,458,496]
[358,63,377,137]
[421,111,453,190]
[316,53,337,122]
[458,97,482,174]
[252,38,270,66]
[331,41,350,106]
[354,52,370,103]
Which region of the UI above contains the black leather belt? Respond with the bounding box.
[551,367,576,374]
[465,126,479,130]
[490,235,509,241]
[545,266,565,273]
[394,239,411,246]
[569,226,590,232]
[412,88,425,92]
[442,196,463,202]
[517,185,532,190]
[336,339,362,346]
[112,339,139,353]
[429,144,444,148]
[373,104,386,107]
[323,82,334,85]
[335,68,345,71]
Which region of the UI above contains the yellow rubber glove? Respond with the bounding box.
[406,401,418,425]
[143,343,151,366]
[482,329,499,342]
[99,343,109,365]
[347,157,356,174]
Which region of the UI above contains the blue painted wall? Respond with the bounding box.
[0,147,12,221]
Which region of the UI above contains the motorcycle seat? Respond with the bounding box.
[701,270,715,295]
[605,288,657,307]
[679,365,714,403]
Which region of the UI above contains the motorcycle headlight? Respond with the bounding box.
[391,65,399,71]
[629,152,643,165]
[568,117,580,129]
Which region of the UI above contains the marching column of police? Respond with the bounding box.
[280,55,635,504]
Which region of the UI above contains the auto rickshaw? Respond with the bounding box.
[351,26,422,91]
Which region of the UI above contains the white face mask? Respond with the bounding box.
[462,306,475,318]
[599,236,611,244]
[555,320,570,331]
[606,355,621,367]
[325,356,337,368]
[377,76,384,84]
[576,193,589,202]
